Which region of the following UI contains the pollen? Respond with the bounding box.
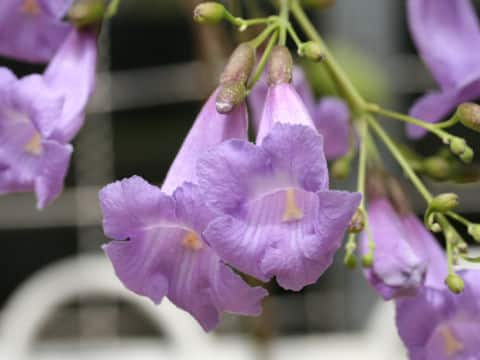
[439,325,463,356]
[182,231,203,251]
[21,0,41,15]
[24,132,42,156]
[282,188,304,222]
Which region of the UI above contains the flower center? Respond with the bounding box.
[21,0,41,15]
[182,231,203,251]
[282,188,304,222]
[439,325,463,356]
[24,132,43,156]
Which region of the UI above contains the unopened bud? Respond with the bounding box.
[331,156,351,180]
[422,156,450,180]
[216,81,246,114]
[460,146,474,164]
[344,253,357,269]
[449,137,467,156]
[361,253,374,268]
[300,41,325,62]
[348,208,365,233]
[445,273,464,294]
[468,224,480,242]
[268,46,293,85]
[455,102,480,132]
[68,0,106,27]
[430,193,459,213]
[457,242,468,254]
[193,2,225,24]
[301,0,335,8]
[220,43,256,85]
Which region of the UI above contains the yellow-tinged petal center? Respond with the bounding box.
[282,188,304,223]
[24,132,43,156]
[182,231,203,251]
[21,0,41,15]
[439,325,463,356]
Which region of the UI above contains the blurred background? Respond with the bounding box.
[1,0,480,359]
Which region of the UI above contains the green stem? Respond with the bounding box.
[286,23,303,49]
[106,0,121,17]
[248,23,278,48]
[366,104,450,142]
[278,0,290,45]
[357,119,369,208]
[247,31,279,91]
[290,0,365,114]
[447,211,471,227]
[366,116,433,203]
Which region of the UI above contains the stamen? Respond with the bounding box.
[282,188,304,222]
[24,132,42,156]
[439,325,463,356]
[182,231,203,251]
[21,0,41,15]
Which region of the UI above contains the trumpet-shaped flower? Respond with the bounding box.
[407,0,480,138]
[100,93,267,332]
[0,29,97,208]
[361,197,447,300]
[199,82,361,291]
[396,271,480,360]
[0,0,73,63]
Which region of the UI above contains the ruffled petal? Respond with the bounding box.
[0,0,71,63]
[361,198,427,300]
[313,97,350,160]
[38,0,73,18]
[162,90,248,195]
[0,67,16,88]
[34,140,72,208]
[407,0,480,90]
[45,29,98,142]
[256,83,316,144]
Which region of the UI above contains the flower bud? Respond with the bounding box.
[68,0,106,27]
[268,46,293,85]
[361,253,374,268]
[220,43,256,85]
[331,156,351,180]
[193,2,225,24]
[460,146,474,164]
[422,156,451,180]
[430,193,459,213]
[455,102,480,132]
[445,273,464,294]
[216,81,246,114]
[468,224,480,242]
[301,0,335,8]
[348,208,365,233]
[344,253,357,269]
[300,41,325,62]
[449,137,467,156]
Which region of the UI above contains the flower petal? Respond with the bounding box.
[0,0,71,63]
[38,0,73,18]
[34,140,72,208]
[313,97,350,160]
[45,29,98,142]
[407,0,480,90]
[162,90,248,195]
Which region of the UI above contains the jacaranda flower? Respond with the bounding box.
[100,92,267,332]
[407,0,480,138]
[0,29,97,208]
[396,270,480,359]
[0,0,73,63]
[361,196,447,300]
[248,66,350,160]
[198,49,361,291]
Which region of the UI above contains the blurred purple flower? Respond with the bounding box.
[361,197,447,300]
[407,0,480,138]
[199,82,361,291]
[0,29,97,208]
[396,271,480,359]
[248,67,350,160]
[100,93,267,332]
[0,0,73,63]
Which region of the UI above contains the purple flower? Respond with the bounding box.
[249,67,350,159]
[100,93,267,332]
[407,0,480,138]
[396,270,480,359]
[0,29,97,208]
[361,197,447,300]
[0,0,73,63]
[198,83,361,291]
